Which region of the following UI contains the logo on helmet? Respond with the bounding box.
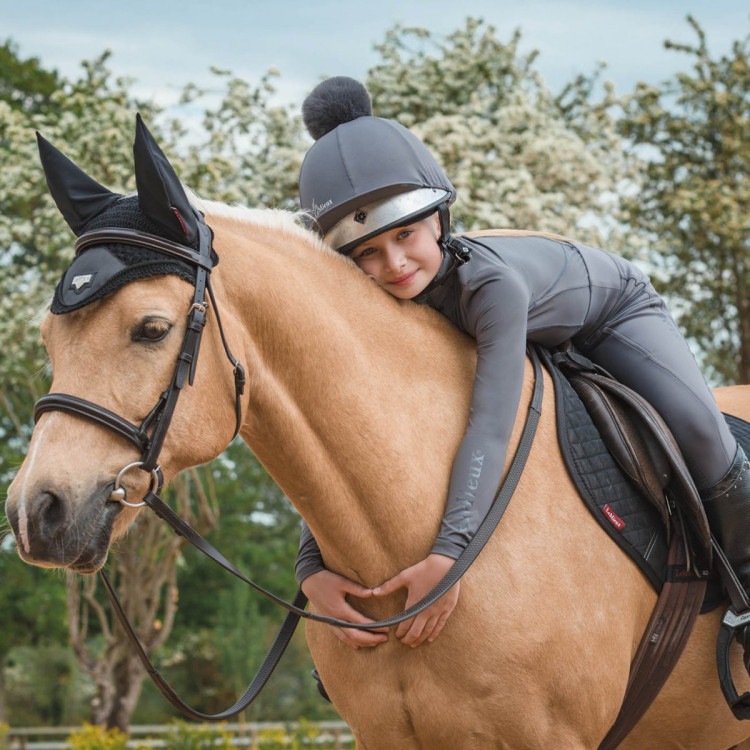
[354,211,368,224]
[309,199,333,218]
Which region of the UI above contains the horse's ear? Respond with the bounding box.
[36,133,121,236]
[133,113,200,244]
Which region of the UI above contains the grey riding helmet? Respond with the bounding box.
[298,77,456,255]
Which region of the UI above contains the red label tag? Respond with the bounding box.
[171,206,190,237]
[603,504,626,530]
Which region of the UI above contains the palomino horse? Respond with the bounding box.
[6,120,750,749]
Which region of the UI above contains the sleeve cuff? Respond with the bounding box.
[429,538,463,559]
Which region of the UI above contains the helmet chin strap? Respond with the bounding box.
[437,203,471,266]
[412,204,472,303]
[437,202,451,241]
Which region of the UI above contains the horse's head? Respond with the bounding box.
[6,117,242,573]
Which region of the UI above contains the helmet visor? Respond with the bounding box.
[324,188,450,255]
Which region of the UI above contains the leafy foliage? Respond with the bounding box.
[619,16,750,383]
[0,39,59,114]
[68,723,128,750]
[156,721,233,750]
[176,69,307,208]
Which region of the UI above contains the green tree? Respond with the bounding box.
[0,39,60,114]
[619,16,750,384]
[0,551,69,722]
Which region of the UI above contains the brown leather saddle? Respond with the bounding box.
[550,342,712,569]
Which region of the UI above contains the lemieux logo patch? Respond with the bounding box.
[603,503,626,530]
[70,273,95,293]
[310,199,333,218]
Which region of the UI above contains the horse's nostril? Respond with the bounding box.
[10,484,116,570]
[33,490,69,536]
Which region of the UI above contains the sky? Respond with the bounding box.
[4,0,750,116]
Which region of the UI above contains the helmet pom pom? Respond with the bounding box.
[302,76,373,141]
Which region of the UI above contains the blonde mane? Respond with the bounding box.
[187,191,335,258]
[184,190,446,330]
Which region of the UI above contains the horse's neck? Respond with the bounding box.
[208,210,476,582]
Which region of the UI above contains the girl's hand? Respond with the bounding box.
[372,553,459,647]
[301,570,389,650]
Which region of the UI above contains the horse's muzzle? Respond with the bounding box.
[6,484,122,573]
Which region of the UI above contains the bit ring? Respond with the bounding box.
[110,461,161,507]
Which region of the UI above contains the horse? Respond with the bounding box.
[6,119,750,749]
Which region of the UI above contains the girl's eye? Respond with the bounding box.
[356,247,376,260]
[398,230,413,240]
[132,318,172,343]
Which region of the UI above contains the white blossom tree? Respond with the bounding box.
[366,18,636,249]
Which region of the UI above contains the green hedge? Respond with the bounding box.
[66,720,355,750]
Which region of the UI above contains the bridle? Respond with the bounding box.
[32,222,545,721]
[34,223,246,500]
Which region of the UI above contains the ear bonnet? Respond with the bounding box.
[39,115,215,314]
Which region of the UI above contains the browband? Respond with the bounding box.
[75,228,214,270]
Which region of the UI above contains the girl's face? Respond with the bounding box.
[349,213,442,300]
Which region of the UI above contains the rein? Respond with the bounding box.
[33,225,544,721]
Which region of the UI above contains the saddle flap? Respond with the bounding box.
[554,346,712,572]
[568,375,671,531]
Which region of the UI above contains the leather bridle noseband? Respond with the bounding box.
[32,224,544,721]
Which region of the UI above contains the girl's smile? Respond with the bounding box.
[350,213,442,300]
[390,269,419,287]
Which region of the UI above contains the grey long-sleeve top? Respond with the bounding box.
[295,232,652,581]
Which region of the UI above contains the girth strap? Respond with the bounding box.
[541,344,710,744]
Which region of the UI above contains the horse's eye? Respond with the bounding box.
[132,318,172,343]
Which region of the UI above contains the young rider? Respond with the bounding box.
[295,76,750,662]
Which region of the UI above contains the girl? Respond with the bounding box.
[295,76,750,662]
